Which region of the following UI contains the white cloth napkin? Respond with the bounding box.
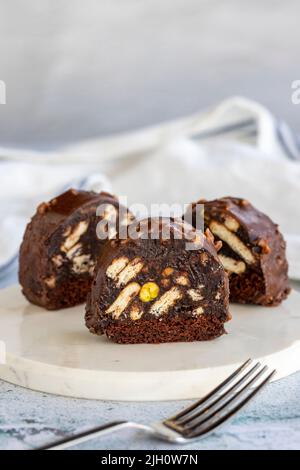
[0,96,299,279]
[0,164,112,276]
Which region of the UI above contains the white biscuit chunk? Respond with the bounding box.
[116,258,144,288]
[218,254,246,274]
[106,257,129,280]
[209,221,255,265]
[106,282,141,319]
[150,287,182,317]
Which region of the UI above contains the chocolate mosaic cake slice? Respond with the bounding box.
[188,197,290,306]
[85,218,230,344]
[19,189,133,310]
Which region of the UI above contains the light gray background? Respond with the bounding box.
[0,0,299,149]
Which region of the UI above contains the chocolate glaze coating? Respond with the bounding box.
[85,217,230,343]
[187,197,290,306]
[19,189,133,310]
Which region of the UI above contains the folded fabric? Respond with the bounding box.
[0,164,111,276]
[111,137,300,280]
[0,96,299,279]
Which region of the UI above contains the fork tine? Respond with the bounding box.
[167,358,252,422]
[186,369,276,438]
[181,365,268,432]
[176,361,262,427]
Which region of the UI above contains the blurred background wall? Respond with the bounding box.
[0,0,298,149]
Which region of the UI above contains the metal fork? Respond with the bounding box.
[38,359,275,450]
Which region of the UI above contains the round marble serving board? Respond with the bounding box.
[0,285,300,401]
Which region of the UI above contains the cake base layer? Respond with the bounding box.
[228,271,290,307]
[104,315,226,344]
[22,275,93,310]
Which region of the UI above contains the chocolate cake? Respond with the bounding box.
[187,197,290,306]
[19,189,134,310]
[85,218,230,344]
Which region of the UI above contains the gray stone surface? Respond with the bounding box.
[1,370,300,450]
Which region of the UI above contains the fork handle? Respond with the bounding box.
[38,421,143,450]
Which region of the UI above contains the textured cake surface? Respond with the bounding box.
[188,197,290,306]
[86,218,230,344]
[19,189,133,310]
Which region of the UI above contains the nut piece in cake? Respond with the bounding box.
[139,282,160,302]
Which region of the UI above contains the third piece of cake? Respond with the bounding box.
[187,197,290,306]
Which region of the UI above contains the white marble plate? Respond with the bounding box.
[0,285,300,401]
